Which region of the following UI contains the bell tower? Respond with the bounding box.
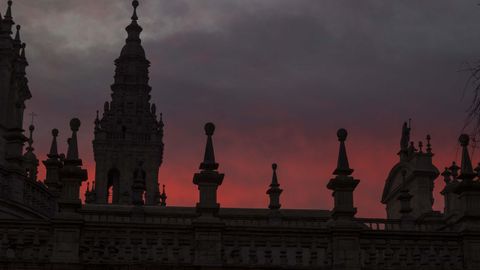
[91,0,164,205]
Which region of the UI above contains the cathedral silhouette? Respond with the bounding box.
[0,1,479,269]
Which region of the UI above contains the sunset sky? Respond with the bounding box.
[11,0,480,217]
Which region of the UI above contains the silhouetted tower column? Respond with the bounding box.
[58,118,88,217]
[92,0,163,205]
[193,123,224,218]
[266,163,282,210]
[327,128,362,270]
[453,134,480,230]
[0,1,32,171]
[192,123,225,267]
[327,128,360,224]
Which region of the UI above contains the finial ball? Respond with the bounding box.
[8,1,12,6]
[132,0,139,8]
[16,25,20,31]
[459,134,469,147]
[29,124,34,131]
[205,122,215,136]
[52,128,59,137]
[70,118,81,131]
[272,163,277,170]
[337,128,348,141]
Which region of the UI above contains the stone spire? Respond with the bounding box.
[58,118,88,217]
[0,0,31,171]
[458,134,475,181]
[453,134,480,230]
[48,129,59,159]
[114,0,149,86]
[200,123,218,171]
[327,128,360,225]
[266,163,282,210]
[92,0,163,205]
[193,123,225,218]
[65,118,80,165]
[333,128,353,176]
[43,129,63,196]
[2,0,13,32]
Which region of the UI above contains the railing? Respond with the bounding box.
[224,218,327,228]
[22,180,56,218]
[0,223,53,262]
[357,218,403,230]
[357,218,442,232]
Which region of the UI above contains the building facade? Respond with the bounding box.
[0,1,480,269]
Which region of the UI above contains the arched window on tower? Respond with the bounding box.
[107,168,120,204]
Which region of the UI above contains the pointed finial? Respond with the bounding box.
[458,134,475,180]
[86,182,90,192]
[199,122,218,171]
[418,141,423,153]
[14,25,20,41]
[267,163,282,210]
[271,163,279,187]
[66,118,81,161]
[131,0,139,21]
[333,128,353,176]
[5,0,12,19]
[47,129,59,159]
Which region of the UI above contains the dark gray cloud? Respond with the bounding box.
[9,0,480,216]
